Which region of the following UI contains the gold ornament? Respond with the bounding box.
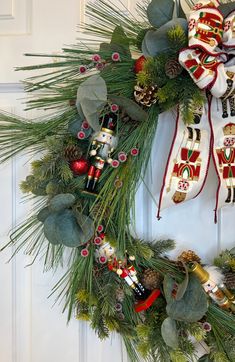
[188,262,209,284]
[134,82,157,107]
[178,250,201,264]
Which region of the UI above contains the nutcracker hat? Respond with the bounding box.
[223,123,235,136]
[188,0,224,55]
[100,112,117,135]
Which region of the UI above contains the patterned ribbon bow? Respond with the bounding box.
[158,0,235,221]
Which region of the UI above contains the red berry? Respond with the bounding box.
[134,55,146,74]
[77,131,85,140]
[97,225,104,233]
[99,256,107,264]
[81,248,89,257]
[94,237,102,245]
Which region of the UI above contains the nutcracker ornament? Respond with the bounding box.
[95,233,160,312]
[189,261,235,313]
[83,112,118,194]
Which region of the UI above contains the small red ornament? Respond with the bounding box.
[81,248,89,257]
[70,158,89,176]
[94,236,102,245]
[99,255,107,264]
[77,131,86,140]
[111,159,120,168]
[134,55,146,74]
[97,225,104,233]
[131,147,139,156]
[118,152,127,163]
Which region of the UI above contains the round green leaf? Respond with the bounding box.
[76,75,107,131]
[76,212,95,244]
[55,210,84,247]
[142,19,187,57]
[49,193,76,212]
[44,213,60,245]
[161,317,179,349]
[37,207,51,222]
[147,0,175,28]
[164,275,208,322]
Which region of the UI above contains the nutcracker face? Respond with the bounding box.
[95,130,114,145]
[100,242,116,258]
[224,137,235,147]
[203,279,217,292]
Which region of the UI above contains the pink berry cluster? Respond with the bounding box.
[79,52,120,76]
[111,148,139,169]
[81,224,105,259]
[77,120,91,140]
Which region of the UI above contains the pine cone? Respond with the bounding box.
[178,250,201,264]
[141,269,162,291]
[165,59,182,79]
[224,272,235,290]
[64,145,82,161]
[115,287,125,302]
[134,82,157,107]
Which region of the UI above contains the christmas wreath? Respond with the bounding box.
[1,0,235,361]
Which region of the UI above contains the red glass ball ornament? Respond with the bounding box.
[134,55,146,74]
[70,158,89,176]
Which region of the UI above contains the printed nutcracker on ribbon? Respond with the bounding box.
[158,0,235,220]
[157,107,210,217]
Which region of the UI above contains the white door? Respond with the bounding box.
[0,1,234,362]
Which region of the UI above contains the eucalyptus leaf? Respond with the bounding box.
[55,210,85,247]
[161,317,179,348]
[108,95,148,122]
[76,75,107,131]
[37,207,51,222]
[164,275,208,322]
[111,26,131,57]
[175,262,189,301]
[49,193,76,212]
[76,212,95,243]
[219,3,235,18]
[147,0,175,28]
[99,26,131,58]
[142,19,188,57]
[44,213,60,245]
[68,117,83,136]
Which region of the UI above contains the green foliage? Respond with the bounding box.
[147,0,175,28]
[214,249,235,272]
[170,350,187,362]
[164,275,208,322]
